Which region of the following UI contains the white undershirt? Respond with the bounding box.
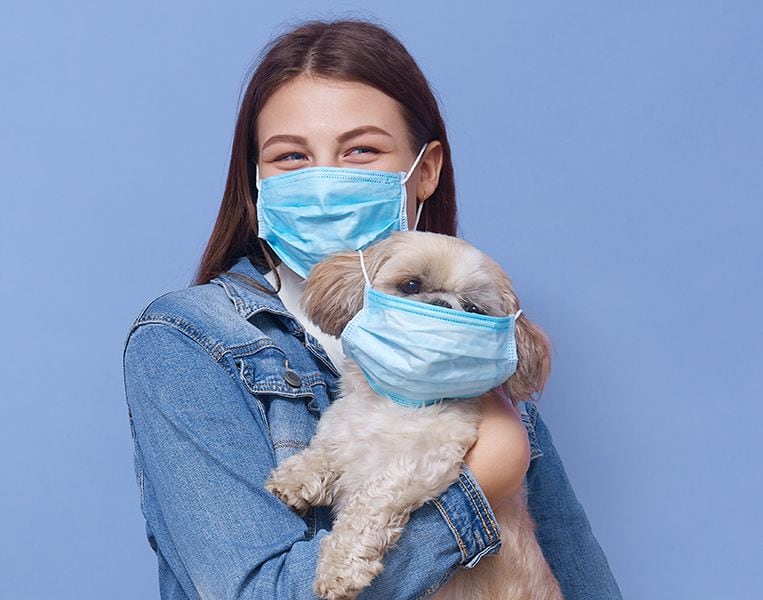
[263,263,346,372]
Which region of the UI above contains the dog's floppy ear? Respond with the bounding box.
[301,243,389,337]
[504,313,553,404]
[491,267,553,404]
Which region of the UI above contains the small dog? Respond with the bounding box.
[266,231,562,600]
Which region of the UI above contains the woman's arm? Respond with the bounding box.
[524,403,624,600]
[123,322,502,600]
[464,388,532,508]
[461,387,623,598]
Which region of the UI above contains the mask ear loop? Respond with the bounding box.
[254,163,261,191]
[357,249,372,289]
[404,144,428,232]
[401,143,428,185]
[515,308,523,320]
[413,201,425,230]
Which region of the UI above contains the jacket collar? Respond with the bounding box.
[214,256,289,318]
[210,256,340,377]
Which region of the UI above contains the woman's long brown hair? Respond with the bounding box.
[192,19,458,289]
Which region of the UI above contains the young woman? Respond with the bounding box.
[123,19,623,600]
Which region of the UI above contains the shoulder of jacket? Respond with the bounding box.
[123,282,256,360]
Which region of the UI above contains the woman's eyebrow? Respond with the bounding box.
[262,126,392,151]
[262,134,306,150]
[336,125,392,143]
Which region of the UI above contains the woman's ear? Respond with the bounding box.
[416,140,443,202]
[504,314,553,403]
[301,242,391,337]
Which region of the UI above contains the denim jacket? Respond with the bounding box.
[122,255,623,600]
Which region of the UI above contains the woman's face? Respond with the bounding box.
[256,74,443,228]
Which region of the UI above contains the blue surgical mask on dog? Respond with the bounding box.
[340,248,523,408]
[255,144,428,278]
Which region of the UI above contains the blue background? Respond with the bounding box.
[2,1,761,598]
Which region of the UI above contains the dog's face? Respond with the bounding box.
[370,232,512,317]
[302,231,552,403]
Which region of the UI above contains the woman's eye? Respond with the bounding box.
[274,152,307,162]
[399,280,421,294]
[465,303,486,315]
[347,146,378,156]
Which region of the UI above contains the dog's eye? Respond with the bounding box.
[465,303,486,315]
[399,279,421,294]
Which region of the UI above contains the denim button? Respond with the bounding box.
[284,368,302,388]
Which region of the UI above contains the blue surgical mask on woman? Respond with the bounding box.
[340,249,523,408]
[255,144,428,278]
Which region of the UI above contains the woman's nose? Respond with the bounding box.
[312,152,341,168]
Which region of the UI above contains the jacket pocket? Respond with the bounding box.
[233,348,326,466]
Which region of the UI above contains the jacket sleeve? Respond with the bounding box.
[524,403,624,600]
[123,322,501,600]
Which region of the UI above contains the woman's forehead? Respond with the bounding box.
[256,75,408,145]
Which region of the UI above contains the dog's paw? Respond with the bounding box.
[264,468,312,515]
[314,535,384,599]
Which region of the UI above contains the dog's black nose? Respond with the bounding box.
[427,298,453,309]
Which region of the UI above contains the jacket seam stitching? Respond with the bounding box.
[458,474,490,537]
[523,402,545,460]
[227,339,282,356]
[430,498,467,562]
[128,315,227,361]
[464,473,499,540]
[459,474,499,541]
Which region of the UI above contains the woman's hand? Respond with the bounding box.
[463,387,531,509]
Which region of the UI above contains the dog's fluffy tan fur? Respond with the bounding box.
[265,231,562,599]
